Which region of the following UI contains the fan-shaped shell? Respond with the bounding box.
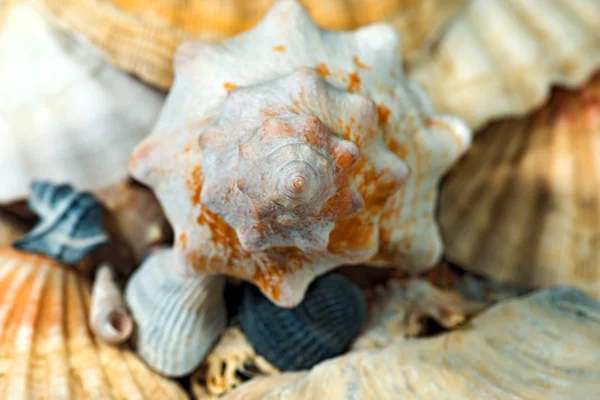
[239,274,366,371]
[224,286,600,399]
[407,0,600,130]
[0,1,164,204]
[124,248,227,377]
[39,0,465,89]
[0,247,188,399]
[440,72,600,298]
[129,0,470,306]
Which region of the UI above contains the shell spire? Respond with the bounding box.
[198,69,404,253]
[130,0,471,306]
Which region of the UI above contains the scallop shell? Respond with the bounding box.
[39,0,465,89]
[124,248,227,377]
[0,1,164,204]
[13,181,109,265]
[129,0,471,306]
[96,181,171,263]
[239,274,366,371]
[224,286,600,399]
[439,72,600,298]
[407,0,600,130]
[0,247,188,399]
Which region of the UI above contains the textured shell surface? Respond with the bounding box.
[0,1,164,204]
[124,248,227,377]
[0,247,188,399]
[407,0,600,130]
[130,0,471,306]
[39,0,464,89]
[239,274,366,371]
[13,181,109,265]
[440,72,600,298]
[224,286,600,400]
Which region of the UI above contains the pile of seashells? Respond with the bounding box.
[0,0,599,398]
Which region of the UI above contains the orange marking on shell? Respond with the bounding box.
[352,56,371,70]
[179,233,188,250]
[386,138,408,160]
[223,82,237,91]
[315,63,330,78]
[327,217,376,255]
[347,72,361,92]
[272,45,287,53]
[377,103,391,126]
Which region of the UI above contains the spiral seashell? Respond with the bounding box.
[129,0,470,306]
[13,181,109,264]
[238,274,366,371]
[89,263,133,345]
[124,248,227,377]
[0,247,188,399]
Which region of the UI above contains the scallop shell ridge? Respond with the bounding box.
[0,247,188,399]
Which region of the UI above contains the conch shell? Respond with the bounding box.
[39,0,465,89]
[130,0,471,306]
[407,0,600,130]
[224,286,600,399]
[0,1,164,204]
[0,247,187,399]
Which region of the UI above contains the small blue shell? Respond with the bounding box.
[239,273,366,371]
[13,181,109,264]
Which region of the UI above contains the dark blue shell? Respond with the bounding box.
[13,181,109,264]
[239,273,366,371]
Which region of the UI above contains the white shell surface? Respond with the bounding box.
[407,0,600,130]
[130,0,471,306]
[0,2,164,203]
[125,248,227,377]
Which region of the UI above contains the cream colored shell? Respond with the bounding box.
[38,0,465,89]
[0,247,188,399]
[439,73,600,298]
[130,0,471,306]
[224,287,600,399]
[0,2,164,203]
[407,0,600,130]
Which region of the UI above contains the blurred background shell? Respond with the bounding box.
[439,72,600,298]
[408,0,600,130]
[0,247,188,399]
[38,0,466,89]
[0,1,164,204]
[223,286,600,399]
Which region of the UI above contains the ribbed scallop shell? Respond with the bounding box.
[407,0,600,130]
[0,1,164,204]
[129,0,470,306]
[125,248,227,377]
[239,274,366,371]
[39,0,465,89]
[224,286,600,399]
[0,247,188,399]
[439,72,600,298]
